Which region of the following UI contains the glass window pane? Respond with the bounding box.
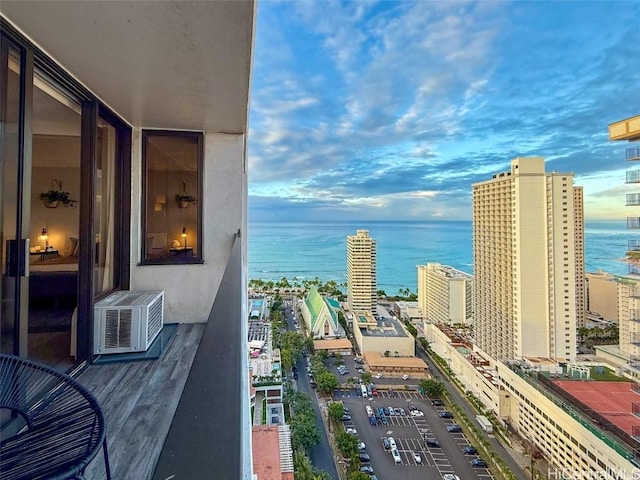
[1,45,22,356]
[143,132,201,263]
[94,117,117,295]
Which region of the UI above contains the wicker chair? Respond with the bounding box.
[0,354,111,480]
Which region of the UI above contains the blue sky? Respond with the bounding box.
[248,0,640,222]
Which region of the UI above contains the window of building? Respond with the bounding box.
[142,130,203,264]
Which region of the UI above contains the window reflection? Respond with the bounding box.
[143,131,202,263]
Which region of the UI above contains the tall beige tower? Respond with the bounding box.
[574,187,586,328]
[347,230,377,314]
[417,263,473,324]
[472,157,579,361]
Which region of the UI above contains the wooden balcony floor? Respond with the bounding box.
[79,323,205,480]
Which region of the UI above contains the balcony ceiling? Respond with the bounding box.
[1,0,255,133]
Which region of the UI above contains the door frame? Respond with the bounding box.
[1,18,132,366]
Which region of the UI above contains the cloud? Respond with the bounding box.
[248,0,640,221]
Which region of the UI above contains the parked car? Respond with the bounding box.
[431,399,444,406]
[341,414,351,421]
[447,424,462,433]
[413,452,422,464]
[463,446,478,455]
[380,415,388,425]
[410,410,424,417]
[471,457,488,468]
[387,407,395,416]
[382,407,390,416]
[357,442,366,451]
[399,408,405,416]
[394,408,402,415]
[425,438,440,448]
[388,437,397,450]
[360,465,375,475]
[391,448,402,465]
[443,474,460,480]
[346,427,358,435]
[356,367,365,374]
[358,453,371,463]
[382,437,390,450]
[439,411,453,419]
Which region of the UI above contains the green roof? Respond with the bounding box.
[304,287,342,335]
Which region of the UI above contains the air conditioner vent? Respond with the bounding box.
[94,290,164,354]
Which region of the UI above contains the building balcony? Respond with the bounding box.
[629,263,640,276]
[631,332,640,346]
[627,194,640,206]
[628,217,640,229]
[628,147,640,161]
[81,237,248,479]
[627,170,640,184]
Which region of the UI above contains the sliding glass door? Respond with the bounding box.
[0,27,131,370]
[0,40,23,357]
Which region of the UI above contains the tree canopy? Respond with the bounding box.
[420,378,445,397]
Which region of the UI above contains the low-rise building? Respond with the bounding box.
[393,300,422,322]
[498,362,639,476]
[352,312,414,357]
[300,287,345,339]
[364,351,428,378]
[251,426,294,480]
[313,338,353,356]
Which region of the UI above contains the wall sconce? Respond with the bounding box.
[39,227,49,249]
[181,226,187,249]
[154,194,167,212]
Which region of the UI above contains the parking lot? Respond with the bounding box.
[334,388,494,480]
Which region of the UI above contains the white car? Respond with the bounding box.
[402,374,410,380]
[388,437,397,450]
[346,427,357,435]
[443,475,460,480]
[413,452,422,464]
[357,442,366,451]
[374,373,383,379]
[410,410,424,417]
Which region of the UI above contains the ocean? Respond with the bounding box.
[248,220,629,294]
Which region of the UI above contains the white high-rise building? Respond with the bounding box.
[417,263,473,324]
[472,157,581,361]
[347,230,377,314]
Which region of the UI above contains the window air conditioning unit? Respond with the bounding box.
[93,290,164,354]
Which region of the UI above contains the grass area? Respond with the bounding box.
[590,366,631,382]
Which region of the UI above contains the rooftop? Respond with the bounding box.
[251,426,294,480]
[313,338,353,351]
[553,380,639,436]
[360,315,408,338]
[364,351,429,370]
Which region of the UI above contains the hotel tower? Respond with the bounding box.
[472,157,583,361]
[347,230,377,315]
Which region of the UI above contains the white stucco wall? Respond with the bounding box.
[130,129,245,323]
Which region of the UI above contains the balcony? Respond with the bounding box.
[628,170,640,184]
[82,236,248,479]
[628,147,640,161]
[628,217,640,229]
[627,194,640,207]
[631,332,640,346]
